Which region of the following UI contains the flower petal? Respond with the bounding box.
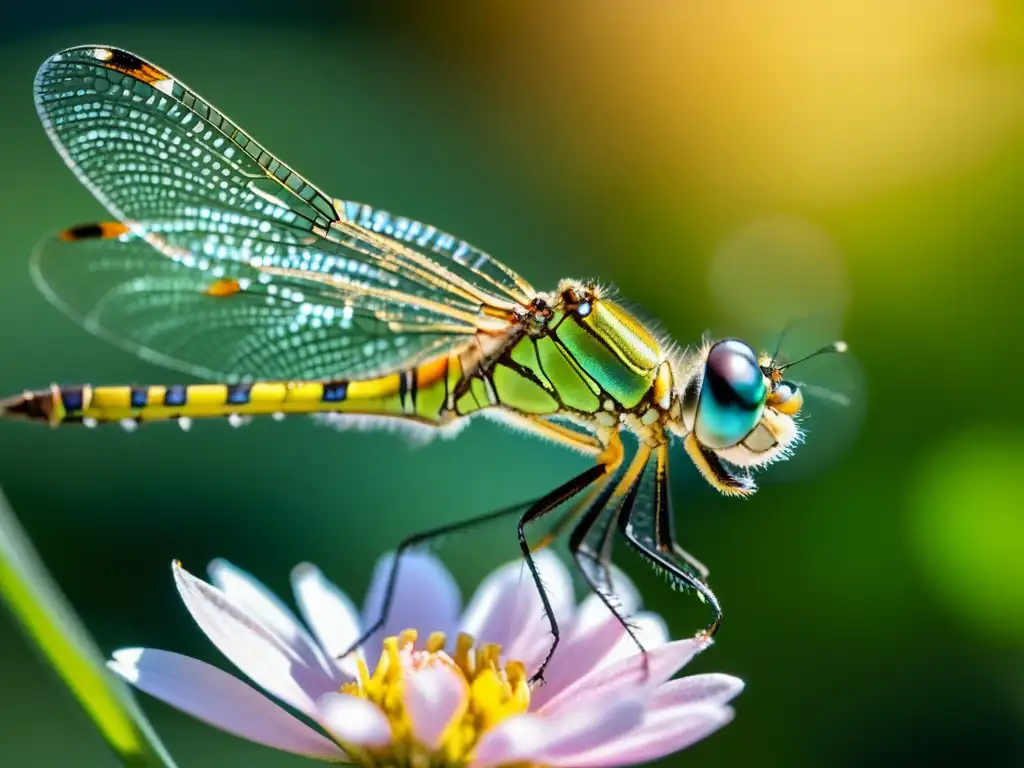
[650,674,745,710]
[601,611,670,667]
[540,636,708,717]
[468,713,546,768]
[317,693,392,748]
[470,695,645,768]
[460,550,574,661]
[208,559,337,681]
[529,607,629,711]
[291,563,364,677]
[173,561,335,718]
[360,551,460,665]
[404,665,469,749]
[553,705,735,767]
[109,648,344,760]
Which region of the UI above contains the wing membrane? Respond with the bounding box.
[33,228,470,381]
[31,45,537,379]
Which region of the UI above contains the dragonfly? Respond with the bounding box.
[1,45,846,682]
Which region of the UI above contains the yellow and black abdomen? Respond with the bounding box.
[0,354,458,428]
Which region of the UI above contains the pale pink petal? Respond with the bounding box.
[460,550,574,661]
[404,665,468,749]
[601,611,670,667]
[535,695,646,760]
[208,559,337,681]
[529,611,627,710]
[468,714,546,768]
[317,693,392,748]
[173,561,335,718]
[553,705,735,767]
[540,636,708,717]
[529,572,649,706]
[291,563,364,677]
[470,696,645,768]
[650,674,745,710]
[361,551,461,665]
[108,648,345,761]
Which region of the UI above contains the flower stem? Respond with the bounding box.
[0,487,176,767]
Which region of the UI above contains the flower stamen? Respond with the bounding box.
[337,629,531,767]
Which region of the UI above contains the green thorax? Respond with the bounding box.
[492,298,662,415]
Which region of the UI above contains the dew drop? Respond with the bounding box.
[228,413,251,428]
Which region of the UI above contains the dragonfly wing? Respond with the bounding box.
[35,47,337,248]
[336,200,536,307]
[32,226,472,382]
[32,45,533,379]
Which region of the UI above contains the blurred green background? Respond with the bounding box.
[2,2,1024,765]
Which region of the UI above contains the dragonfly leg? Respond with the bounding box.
[489,411,603,458]
[516,462,612,684]
[512,419,618,553]
[619,442,723,641]
[336,498,531,663]
[566,445,656,668]
[671,546,710,581]
[337,419,616,681]
[336,463,613,682]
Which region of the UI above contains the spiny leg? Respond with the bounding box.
[620,441,723,640]
[340,413,611,681]
[509,426,625,684]
[517,462,613,684]
[525,421,620,553]
[336,497,533,663]
[653,440,710,580]
[568,444,655,664]
[496,413,604,458]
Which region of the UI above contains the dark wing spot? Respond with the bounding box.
[59,221,130,241]
[104,49,171,86]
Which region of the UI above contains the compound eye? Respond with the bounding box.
[695,339,768,449]
[769,379,803,416]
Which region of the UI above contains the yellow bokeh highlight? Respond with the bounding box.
[445,0,1024,207]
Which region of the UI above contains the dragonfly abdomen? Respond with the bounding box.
[0,354,458,428]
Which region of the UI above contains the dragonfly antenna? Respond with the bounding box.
[779,340,848,371]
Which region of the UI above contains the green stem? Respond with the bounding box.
[0,487,176,767]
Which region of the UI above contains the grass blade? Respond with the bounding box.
[0,487,176,767]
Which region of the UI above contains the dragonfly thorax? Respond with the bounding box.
[544,280,664,411]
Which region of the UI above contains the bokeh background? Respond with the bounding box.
[2,1,1024,765]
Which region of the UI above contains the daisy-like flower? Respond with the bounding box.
[108,551,743,766]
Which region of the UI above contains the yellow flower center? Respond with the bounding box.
[338,629,531,768]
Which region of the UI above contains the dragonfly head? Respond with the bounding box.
[683,338,846,473]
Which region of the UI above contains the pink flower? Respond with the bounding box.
[109,551,742,765]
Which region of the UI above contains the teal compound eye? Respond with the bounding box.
[695,339,768,449]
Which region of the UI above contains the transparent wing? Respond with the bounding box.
[33,227,470,382]
[31,45,537,379]
[334,200,536,309]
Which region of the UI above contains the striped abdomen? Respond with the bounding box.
[0,354,461,428]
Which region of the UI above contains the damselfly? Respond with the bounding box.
[1,46,846,682]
